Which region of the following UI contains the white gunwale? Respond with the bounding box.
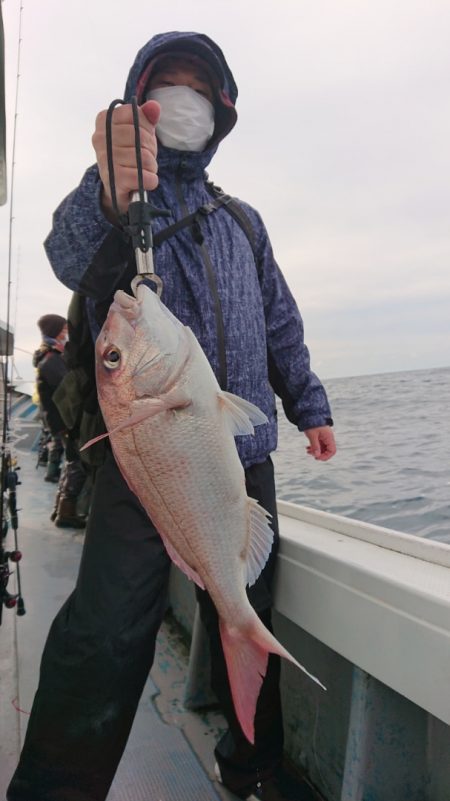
[275,501,450,726]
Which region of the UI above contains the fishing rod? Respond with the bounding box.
[0,0,26,624]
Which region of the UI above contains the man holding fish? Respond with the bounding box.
[7,31,336,801]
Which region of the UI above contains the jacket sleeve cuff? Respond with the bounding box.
[297,415,334,432]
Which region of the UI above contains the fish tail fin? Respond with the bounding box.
[219,613,326,744]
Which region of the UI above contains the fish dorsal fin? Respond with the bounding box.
[246,498,274,587]
[219,391,268,436]
[159,532,205,590]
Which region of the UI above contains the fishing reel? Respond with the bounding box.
[0,547,24,612]
[1,501,7,540]
[0,450,25,625]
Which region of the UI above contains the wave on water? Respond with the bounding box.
[273,366,450,544]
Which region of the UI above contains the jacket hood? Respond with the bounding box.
[33,346,51,368]
[123,32,238,162]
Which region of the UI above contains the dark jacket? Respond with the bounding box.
[33,346,67,434]
[44,31,332,469]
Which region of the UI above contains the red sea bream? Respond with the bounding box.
[84,282,325,743]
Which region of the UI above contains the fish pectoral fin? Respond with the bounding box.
[159,533,205,590]
[81,399,169,450]
[110,400,168,432]
[246,498,274,587]
[218,391,268,436]
[79,430,111,452]
[133,387,192,412]
[163,386,192,411]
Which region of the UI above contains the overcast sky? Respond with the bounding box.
[1,0,449,392]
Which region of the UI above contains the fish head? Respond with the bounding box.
[95,284,186,412]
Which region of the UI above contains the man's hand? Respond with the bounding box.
[304,426,336,461]
[92,100,160,221]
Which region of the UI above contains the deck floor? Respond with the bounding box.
[0,445,235,801]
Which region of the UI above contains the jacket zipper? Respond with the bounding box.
[175,163,228,390]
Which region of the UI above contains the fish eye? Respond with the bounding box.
[103,347,121,369]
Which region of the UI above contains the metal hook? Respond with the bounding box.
[131,272,163,299]
[129,190,164,297]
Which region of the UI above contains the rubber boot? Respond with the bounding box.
[37,441,49,466]
[44,461,61,484]
[50,486,61,522]
[54,498,86,529]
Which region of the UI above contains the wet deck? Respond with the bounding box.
[0,443,236,801]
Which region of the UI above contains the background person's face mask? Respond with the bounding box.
[147,85,215,152]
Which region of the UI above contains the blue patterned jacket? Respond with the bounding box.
[44,32,332,469]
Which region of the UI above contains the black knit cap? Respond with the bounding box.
[37,314,66,339]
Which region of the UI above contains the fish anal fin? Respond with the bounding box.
[159,533,205,590]
[246,498,274,587]
[219,391,268,437]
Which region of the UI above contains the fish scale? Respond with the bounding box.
[126,413,248,608]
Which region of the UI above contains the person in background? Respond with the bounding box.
[33,314,86,528]
[33,314,67,483]
[9,32,336,801]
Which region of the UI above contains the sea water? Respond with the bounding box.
[273,365,450,543]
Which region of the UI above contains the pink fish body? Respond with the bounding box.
[91,283,325,743]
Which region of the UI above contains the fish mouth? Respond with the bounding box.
[110,290,140,325]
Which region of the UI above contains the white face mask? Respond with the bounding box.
[147,85,215,152]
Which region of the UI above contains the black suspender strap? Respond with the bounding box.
[204,180,259,270]
[153,193,232,248]
[152,179,261,280]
